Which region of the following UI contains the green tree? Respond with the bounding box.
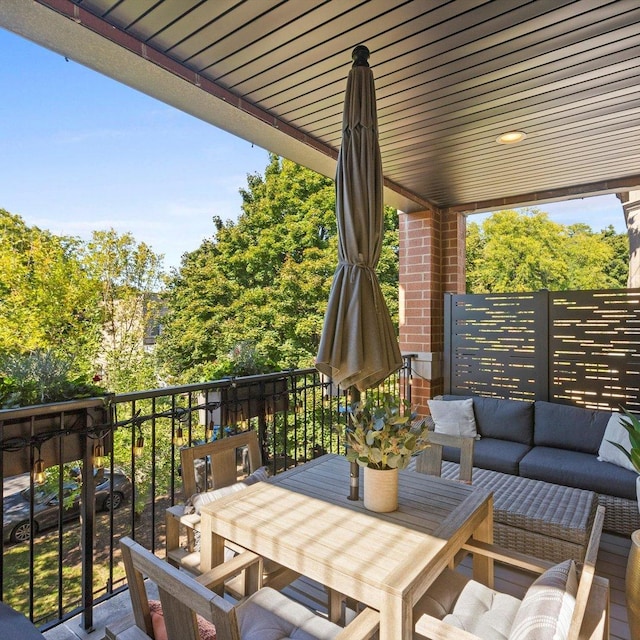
[563,223,618,290]
[83,229,164,393]
[600,224,629,287]
[465,220,486,293]
[466,209,626,292]
[0,208,101,373]
[157,155,400,382]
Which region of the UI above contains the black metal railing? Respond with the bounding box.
[0,356,413,631]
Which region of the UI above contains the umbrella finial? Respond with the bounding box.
[351,45,370,68]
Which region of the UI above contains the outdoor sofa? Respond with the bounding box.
[428,395,640,541]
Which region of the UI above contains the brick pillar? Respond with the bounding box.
[399,208,466,415]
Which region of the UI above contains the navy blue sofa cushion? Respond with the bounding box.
[519,446,637,500]
[442,395,534,444]
[437,397,636,505]
[533,401,610,454]
[443,437,531,475]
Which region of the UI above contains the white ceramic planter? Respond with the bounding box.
[363,466,398,513]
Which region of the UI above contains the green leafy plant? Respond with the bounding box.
[340,394,430,470]
[0,349,105,409]
[198,341,272,381]
[609,406,640,473]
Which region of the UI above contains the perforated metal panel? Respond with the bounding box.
[550,290,640,412]
[445,289,640,413]
[445,292,547,402]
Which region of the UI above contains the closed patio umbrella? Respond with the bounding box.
[316,45,402,392]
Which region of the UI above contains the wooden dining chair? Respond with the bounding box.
[165,430,295,595]
[166,431,259,570]
[415,431,475,484]
[109,537,379,640]
[413,505,609,640]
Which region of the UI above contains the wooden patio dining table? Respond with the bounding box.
[199,453,493,640]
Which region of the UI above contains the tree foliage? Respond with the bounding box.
[83,229,164,393]
[466,209,628,293]
[0,208,101,374]
[0,210,164,398]
[600,224,630,287]
[156,155,400,382]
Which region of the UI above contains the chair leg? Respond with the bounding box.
[327,588,346,625]
[165,512,180,567]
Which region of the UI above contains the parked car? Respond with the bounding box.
[2,469,132,543]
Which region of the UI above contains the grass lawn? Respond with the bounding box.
[2,512,130,624]
[2,493,170,625]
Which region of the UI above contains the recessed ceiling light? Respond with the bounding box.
[496,131,527,144]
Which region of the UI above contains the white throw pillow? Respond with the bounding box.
[598,413,636,472]
[509,559,577,640]
[427,398,478,438]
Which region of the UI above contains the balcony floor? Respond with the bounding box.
[42,532,633,640]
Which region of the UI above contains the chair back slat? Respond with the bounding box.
[180,431,262,499]
[417,442,445,477]
[120,537,241,640]
[158,585,200,640]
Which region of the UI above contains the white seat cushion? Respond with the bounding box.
[414,568,520,640]
[415,560,578,640]
[443,581,520,640]
[237,586,341,640]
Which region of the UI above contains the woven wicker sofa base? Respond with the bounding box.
[440,461,598,563]
[597,493,640,537]
[492,522,585,564]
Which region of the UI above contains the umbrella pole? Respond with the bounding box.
[349,460,359,500]
[348,387,361,500]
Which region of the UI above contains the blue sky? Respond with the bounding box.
[0,28,269,270]
[0,28,627,270]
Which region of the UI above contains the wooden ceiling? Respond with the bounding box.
[2,0,640,213]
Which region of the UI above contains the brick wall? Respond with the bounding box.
[399,207,466,414]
